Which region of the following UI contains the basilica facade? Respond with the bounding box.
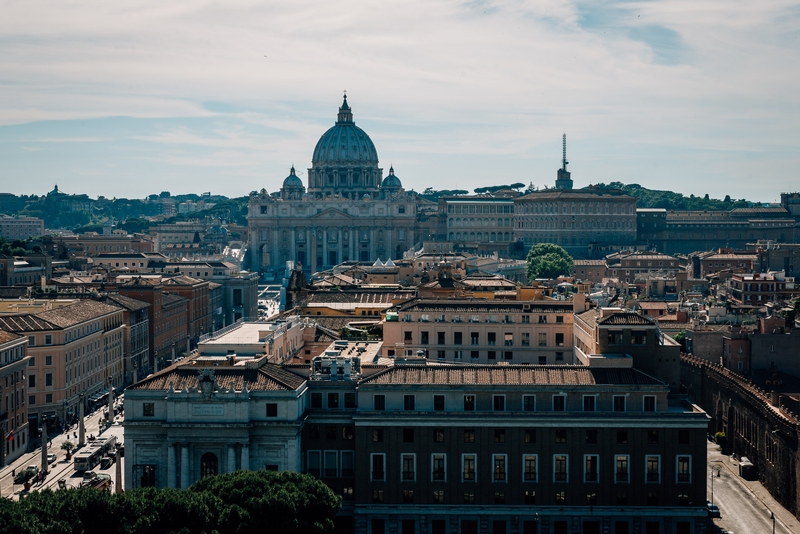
[248,96,425,274]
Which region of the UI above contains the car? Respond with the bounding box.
[99,457,113,470]
[707,502,721,518]
[47,453,57,464]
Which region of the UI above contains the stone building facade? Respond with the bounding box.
[248,96,425,274]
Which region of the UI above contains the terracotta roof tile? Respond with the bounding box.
[128,361,306,392]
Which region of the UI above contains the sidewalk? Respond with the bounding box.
[708,441,800,533]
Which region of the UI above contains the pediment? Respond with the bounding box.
[311,208,354,219]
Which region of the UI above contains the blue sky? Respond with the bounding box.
[1,0,798,202]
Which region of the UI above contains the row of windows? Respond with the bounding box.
[403,331,566,347]
[404,314,565,324]
[370,428,684,446]
[367,453,692,485]
[402,350,565,364]
[371,516,687,534]
[371,393,657,413]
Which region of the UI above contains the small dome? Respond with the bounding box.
[382,166,402,189]
[282,166,304,189]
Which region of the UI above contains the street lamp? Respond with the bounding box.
[710,465,721,504]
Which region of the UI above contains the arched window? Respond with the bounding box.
[201,452,219,479]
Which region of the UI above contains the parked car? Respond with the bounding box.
[707,501,721,518]
[47,453,57,464]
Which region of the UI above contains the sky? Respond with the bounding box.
[1,0,798,203]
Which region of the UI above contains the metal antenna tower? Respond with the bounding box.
[562,134,568,171]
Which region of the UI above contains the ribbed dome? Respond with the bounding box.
[312,95,379,166]
[382,166,402,189]
[282,166,304,189]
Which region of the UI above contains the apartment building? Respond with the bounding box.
[105,294,151,386]
[0,330,30,466]
[123,347,710,534]
[0,214,44,240]
[384,295,587,365]
[725,271,800,306]
[0,300,125,426]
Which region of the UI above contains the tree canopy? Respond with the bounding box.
[525,243,574,281]
[0,470,339,534]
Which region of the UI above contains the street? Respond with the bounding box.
[0,398,125,500]
[707,440,800,534]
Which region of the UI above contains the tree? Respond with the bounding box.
[672,331,687,352]
[190,470,340,534]
[525,243,574,281]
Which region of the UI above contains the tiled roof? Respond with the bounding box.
[361,364,664,387]
[161,293,187,306]
[0,315,59,332]
[0,330,22,344]
[636,301,669,309]
[577,308,656,327]
[33,300,122,328]
[306,290,413,305]
[574,260,606,266]
[730,207,789,214]
[119,277,160,287]
[105,294,150,312]
[517,188,636,201]
[128,361,306,392]
[161,275,205,286]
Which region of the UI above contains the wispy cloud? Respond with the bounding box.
[0,0,797,200]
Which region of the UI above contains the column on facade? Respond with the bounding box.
[337,228,343,264]
[227,444,236,473]
[291,228,296,265]
[240,444,249,471]
[322,229,328,265]
[310,228,317,273]
[167,443,176,488]
[180,444,190,489]
[386,225,393,260]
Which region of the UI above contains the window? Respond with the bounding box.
[402,490,414,504]
[432,454,446,481]
[555,351,564,362]
[522,315,530,324]
[678,429,690,445]
[584,455,599,482]
[434,395,445,411]
[266,403,278,417]
[647,430,659,444]
[488,332,496,345]
[404,395,415,411]
[555,333,564,346]
[371,454,386,481]
[45,355,52,366]
[28,336,35,347]
[463,395,475,411]
[45,373,53,386]
[437,332,446,344]
[583,396,595,412]
[454,332,463,345]
[308,426,321,439]
[617,430,628,444]
[488,350,496,360]
[454,350,462,360]
[538,315,547,324]
[493,395,505,412]
[521,332,530,346]
[524,455,537,481]
[307,451,321,477]
[45,335,52,346]
[556,316,564,323]
[403,428,415,443]
[494,429,505,443]
[525,429,536,443]
[143,402,154,417]
[554,455,568,482]
[613,395,626,412]
[463,428,475,442]
[494,491,505,504]
[552,394,565,412]
[433,490,445,503]
[646,455,660,483]
[608,331,623,344]
[28,375,35,388]
[372,489,384,503]
[504,333,513,346]
[470,332,479,345]
[615,455,629,483]
[632,331,646,345]
[46,393,53,403]
[324,451,338,477]
[430,428,444,443]
[676,455,691,483]
[470,350,479,359]
[311,392,323,408]
[374,395,385,411]
[420,331,429,344]
[523,395,535,412]
[402,454,416,481]
[342,426,354,440]
[555,430,567,443]
[462,454,476,481]
[344,392,357,408]
[643,396,656,412]
[493,455,507,481]
[325,426,337,439]
[585,429,598,444]
[328,393,339,408]
[373,429,384,442]
[538,333,547,346]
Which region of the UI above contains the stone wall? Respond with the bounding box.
[681,355,800,517]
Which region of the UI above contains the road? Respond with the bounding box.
[0,398,125,499]
[708,440,799,534]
